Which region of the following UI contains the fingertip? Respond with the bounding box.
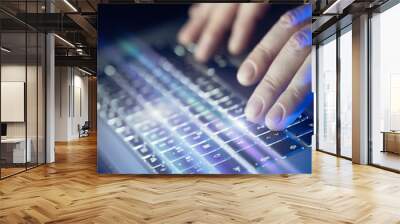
[194,50,208,63]
[265,118,285,131]
[177,28,191,46]
[265,103,286,131]
[237,60,256,86]
[228,38,241,56]
[194,36,212,62]
[244,95,264,123]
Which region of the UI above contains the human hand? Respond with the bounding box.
[178,3,268,62]
[238,4,312,130]
[178,4,312,131]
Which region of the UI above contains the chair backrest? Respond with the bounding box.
[82,121,90,129]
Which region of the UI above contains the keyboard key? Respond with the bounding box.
[299,132,312,146]
[287,119,313,137]
[126,113,148,124]
[168,114,188,127]
[173,155,197,171]
[137,85,155,96]
[259,131,287,145]
[198,112,217,124]
[270,138,304,158]
[199,80,221,93]
[127,135,143,148]
[204,149,231,165]
[109,118,125,128]
[237,145,272,168]
[142,91,161,101]
[154,164,171,174]
[164,145,187,161]
[183,165,208,174]
[137,120,159,133]
[193,76,211,86]
[227,136,255,152]
[189,103,208,115]
[236,117,256,129]
[179,95,198,107]
[248,124,269,136]
[227,106,245,118]
[184,131,208,145]
[146,127,169,142]
[119,104,143,116]
[194,140,219,155]
[215,159,249,174]
[137,146,153,157]
[151,100,179,117]
[209,54,229,68]
[116,126,133,137]
[145,154,162,167]
[105,110,118,119]
[218,96,242,109]
[217,129,243,142]
[209,88,230,101]
[163,80,182,91]
[155,137,178,151]
[176,123,199,136]
[207,120,230,133]
[293,113,307,123]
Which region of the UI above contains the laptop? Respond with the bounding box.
[97,4,313,175]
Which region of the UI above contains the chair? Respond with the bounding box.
[79,121,90,138]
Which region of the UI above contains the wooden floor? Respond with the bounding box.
[1,135,400,224]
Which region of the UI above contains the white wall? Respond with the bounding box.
[1,65,37,137]
[54,67,89,141]
[1,63,46,164]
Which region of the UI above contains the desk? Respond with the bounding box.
[382,131,400,154]
[1,138,31,163]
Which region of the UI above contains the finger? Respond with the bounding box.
[178,4,212,45]
[188,3,201,17]
[244,24,311,123]
[194,3,239,62]
[265,55,312,130]
[237,4,312,86]
[228,3,268,55]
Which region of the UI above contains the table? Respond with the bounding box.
[382,131,400,154]
[1,138,31,163]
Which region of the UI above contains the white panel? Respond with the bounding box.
[1,82,25,122]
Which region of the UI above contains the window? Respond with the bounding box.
[339,28,352,158]
[0,1,47,179]
[317,36,337,154]
[370,2,400,171]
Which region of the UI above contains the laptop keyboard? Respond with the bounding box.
[98,39,313,174]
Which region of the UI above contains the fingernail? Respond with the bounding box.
[266,103,285,128]
[245,95,264,121]
[237,60,256,85]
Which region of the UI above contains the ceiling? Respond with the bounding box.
[1,0,393,73]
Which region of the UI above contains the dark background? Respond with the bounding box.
[98,4,298,48]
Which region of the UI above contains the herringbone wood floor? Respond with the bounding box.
[1,135,400,224]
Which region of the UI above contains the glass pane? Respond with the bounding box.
[371,4,400,171]
[339,29,352,158]
[38,33,45,165]
[27,30,38,169]
[318,37,337,154]
[1,31,27,177]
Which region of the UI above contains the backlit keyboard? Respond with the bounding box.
[98,38,313,174]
